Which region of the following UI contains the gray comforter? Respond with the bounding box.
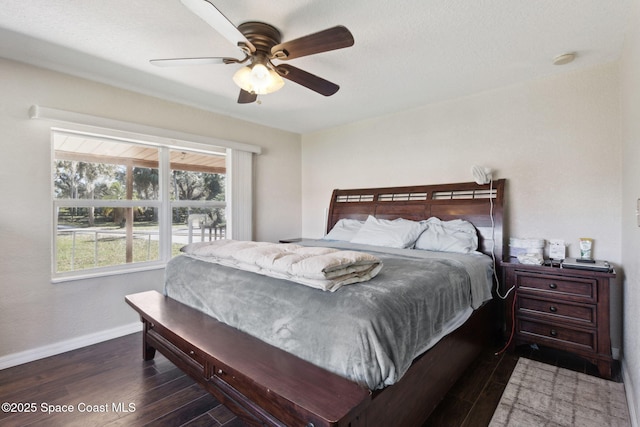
[164,240,493,390]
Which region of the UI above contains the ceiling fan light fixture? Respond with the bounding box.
[233,63,284,95]
[159,3,354,103]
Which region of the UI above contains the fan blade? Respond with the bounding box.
[276,64,339,96]
[150,57,226,67]
[271,26,354,60]
[237,89,257,104]
[181,0,255,53]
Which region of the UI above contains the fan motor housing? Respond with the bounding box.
[238,22,282,54]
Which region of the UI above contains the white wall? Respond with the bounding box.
[302,63,623,350]
[620,0,640,423]
[0,58,301,361]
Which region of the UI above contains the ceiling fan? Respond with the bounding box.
[151,0,355,104]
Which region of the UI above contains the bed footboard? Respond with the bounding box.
[126,290,371,427]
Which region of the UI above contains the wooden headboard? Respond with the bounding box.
[326,179,506,261]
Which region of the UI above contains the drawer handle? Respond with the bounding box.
[550,329,558,337]
[548,283,558,289]
[549,306,558,313]
[189,350,195,355]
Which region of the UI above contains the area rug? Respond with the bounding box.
[489,358,631,427]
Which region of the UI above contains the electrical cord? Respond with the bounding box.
[494,287,517,356]
[484,177,516,355]
[487,178,515,300]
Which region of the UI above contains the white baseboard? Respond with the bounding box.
[622,358,639,427]
[0,322,142,370]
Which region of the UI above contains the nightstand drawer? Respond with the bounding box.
[517,295,596,325]
[518,319,596,352]
[516,274,596,302]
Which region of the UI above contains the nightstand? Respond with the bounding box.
[501,261,616,379]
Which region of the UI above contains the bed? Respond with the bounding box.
[126,179,506,427]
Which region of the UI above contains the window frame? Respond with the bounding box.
[50,125,241,283]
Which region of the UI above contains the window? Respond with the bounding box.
[52,130,228,279]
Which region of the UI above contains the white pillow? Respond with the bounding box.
[414,217,478,253]
[350,215,428,248]
[323,218,365,241]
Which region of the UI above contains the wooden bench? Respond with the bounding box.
[125,291,371,427]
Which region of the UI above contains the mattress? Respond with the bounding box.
[164,240,494,390]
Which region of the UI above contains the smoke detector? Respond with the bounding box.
[553,53,576,65]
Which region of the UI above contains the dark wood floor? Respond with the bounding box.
[0,333,620,427]
[424,343,621,427]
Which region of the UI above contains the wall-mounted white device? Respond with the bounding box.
[471,165,492,185]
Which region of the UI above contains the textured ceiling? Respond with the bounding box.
[0,0,632,134]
